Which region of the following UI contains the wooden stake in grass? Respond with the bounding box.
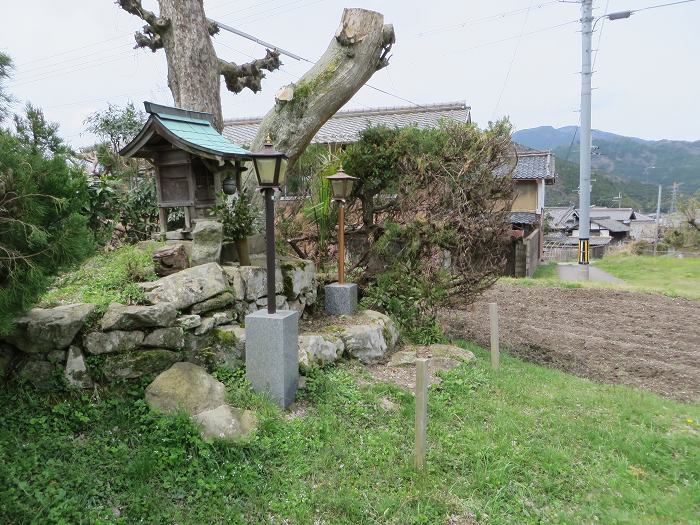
[489,302,500,370]
[415,358,428,470]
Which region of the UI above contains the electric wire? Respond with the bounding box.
[633,0,696,13]
[416,1,560,38]
[491,0,535,120]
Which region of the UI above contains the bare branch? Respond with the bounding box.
[134,26,163,52]
[218,49,281,94]
[207,20,220,36]
[117,0,169,30]
[117,0,170,51]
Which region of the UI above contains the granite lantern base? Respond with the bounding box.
[245,309,299,408]
[325,283,358,316]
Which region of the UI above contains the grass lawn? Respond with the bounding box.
[1,345,698,524]
[503,256,700,301]
[597,254,700,300]
[38,243,161,313]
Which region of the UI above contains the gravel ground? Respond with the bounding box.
[439,283,700,402]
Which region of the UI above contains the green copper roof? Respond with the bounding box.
[154,112,251,156]
[119,102,251,159]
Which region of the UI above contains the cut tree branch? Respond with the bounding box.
[250,8,396,171]
[117,0,170,51]
[218,50,281,94]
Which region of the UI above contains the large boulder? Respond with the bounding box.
[3,303,96,354]
[338,310,399,364]
[280,257,316,298]
[183,325,245,371]
[298,334,344,367]
[194,405,257,442]
[83,330,144,355]
[142,327,185,350]
[101,303,177,331]
[17,360,57,390]
[145,362,225,414]
[103,349,180,380]
[190,291,235,315]
[146,362,257,442]
[175,314,201,330]
[223,265,283,301]
[0,343,17,379]
[190,220,223,266]
[153,243,189,277]
[143,263,230,310]
[388,344,476,372]
[64,345,93,389]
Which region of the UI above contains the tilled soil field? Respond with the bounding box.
[439,283,700,402]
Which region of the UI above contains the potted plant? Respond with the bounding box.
[213,190,258,266]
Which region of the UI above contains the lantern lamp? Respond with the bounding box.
[251,135,288,189]
[326,167,357,202]
[249,135,289,315]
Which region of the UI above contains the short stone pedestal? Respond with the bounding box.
[245,309,299,408]
[325,283,358,316]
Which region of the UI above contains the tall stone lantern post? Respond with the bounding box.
[244,136,299,408]
[325,167,358,315]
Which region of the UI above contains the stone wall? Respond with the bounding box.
[1,257,317,389]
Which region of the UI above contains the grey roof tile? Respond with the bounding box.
[223,102,470,146]
[510,212,539,224]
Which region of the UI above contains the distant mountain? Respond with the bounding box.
[513,126,700,212]
[544,158,662,212]
[513,126,700,202]
[514,126,647,150]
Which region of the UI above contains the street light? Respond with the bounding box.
[326,167,357,284]
[578,0,632,272]
[251,135,288,314]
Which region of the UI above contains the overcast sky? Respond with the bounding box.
[2,0,698,147]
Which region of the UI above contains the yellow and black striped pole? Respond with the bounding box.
[578,238,590,265]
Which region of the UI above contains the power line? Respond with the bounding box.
[592,0,611,70]
[10,52,139,87]
[213,21,424,107]
[15,33,132,67]
[491,0,535,120]
[634,0,696,13]
[416,1,561,38]
[13,44,134,78]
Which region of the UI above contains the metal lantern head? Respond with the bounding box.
[251,135,288,189]
[326,167,358,202]
[222,176,237,195]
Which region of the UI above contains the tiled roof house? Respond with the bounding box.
[223,102,471,146]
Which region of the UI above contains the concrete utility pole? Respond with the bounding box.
[578,0,593,274]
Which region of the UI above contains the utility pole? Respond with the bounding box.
[653,184,662,256]
[578,0,593,274]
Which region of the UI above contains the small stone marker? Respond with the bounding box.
[489,302,500,370]
[415,358,428,470]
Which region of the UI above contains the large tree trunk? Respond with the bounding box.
[117,0,281,132]
[117,2,394,224]
[158,0,222,130]
[252,8,394,166]
[118,2,393,152]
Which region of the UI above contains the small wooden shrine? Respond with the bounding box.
[119,102,251,235]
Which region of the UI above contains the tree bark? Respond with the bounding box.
[251,8,394,166]
[157,0,223,130]
[117,0,281,132]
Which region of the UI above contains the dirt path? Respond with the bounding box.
[439,283,700,402]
